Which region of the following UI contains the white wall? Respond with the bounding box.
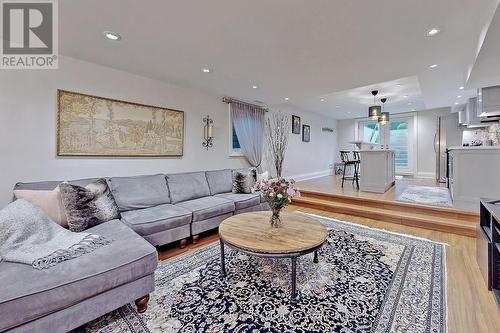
[335,108,463,178]
[0,56,335,206]
[263,104,337,181]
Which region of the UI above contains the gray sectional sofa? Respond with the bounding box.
[1,168,268,333]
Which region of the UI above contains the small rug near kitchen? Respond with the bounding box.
[80,213,447,333]
[397,185,453,207]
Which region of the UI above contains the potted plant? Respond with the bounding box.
[253,178,300,227]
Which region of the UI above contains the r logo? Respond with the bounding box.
[2,2,53,54]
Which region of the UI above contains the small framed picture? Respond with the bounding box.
[302,124,310,142]
[292,115,301,134]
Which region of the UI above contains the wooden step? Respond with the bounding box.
[292,196,477,237]
[299,190,479,223]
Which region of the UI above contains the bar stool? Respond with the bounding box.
[340,150,360,189]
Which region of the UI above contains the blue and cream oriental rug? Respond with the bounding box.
[81,213,447,333]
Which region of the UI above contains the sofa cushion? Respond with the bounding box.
[0,220,157,332]
[232,168,257,194]
[205,169,233,195]
[121,204,192,236]
[166,172,211,204]
[59,179,121,232]
[107,174,170,211]
[215,192,261,210]
[175,196,235,222]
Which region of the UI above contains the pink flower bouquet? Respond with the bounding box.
[252,177,300,227]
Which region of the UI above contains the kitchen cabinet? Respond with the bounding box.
[359,150,395,193]
[448,147,500,208]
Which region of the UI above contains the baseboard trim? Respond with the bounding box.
[287,170,331,182]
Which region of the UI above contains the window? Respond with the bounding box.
[358,116,414,174]
[229,109,243,156]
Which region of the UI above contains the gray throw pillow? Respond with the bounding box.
[59,179,120,232]
[232,169,257,194]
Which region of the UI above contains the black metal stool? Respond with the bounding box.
[340,150,360,189]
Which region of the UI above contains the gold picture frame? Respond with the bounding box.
[57,90,184,157]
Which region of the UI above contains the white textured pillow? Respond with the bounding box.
[13,187,68,228]
[257,171,269,182]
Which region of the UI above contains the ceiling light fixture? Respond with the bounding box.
[429,64,438,69]
[397,84,402,87]
[403,95,409,98]
[368,90,382,120]
[412,109,416,111]
[252,85,258,89]
[320,98,326,102]
[202,68,211,73]
[284,97,289,101]
[427,28,441,36]
[103,31,121,41]
[378,98,389,125]
[459,86,465,90]
[455,102,459,105]
[457,95,462,98]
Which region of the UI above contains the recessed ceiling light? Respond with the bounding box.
[284,97,289,101]
[252,85,258,89]
[429,64,438,69]
[202,68,211,73]
[455,102,459,105]
[103,31,121,41]
[403,95,409,98]
[320,98,326,102]
[427,28,441,36]
[459,86,465,90]
[397,84,402,87]
[457,95,462,98]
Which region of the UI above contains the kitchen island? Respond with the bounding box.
[448,146,500,211]
[359,149,395,193]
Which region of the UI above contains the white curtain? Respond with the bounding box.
[230,102,266,168]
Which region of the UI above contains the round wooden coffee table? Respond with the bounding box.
[218,211,328,303]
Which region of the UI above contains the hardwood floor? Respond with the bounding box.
[297,175,478,212]
[157,206,500,333]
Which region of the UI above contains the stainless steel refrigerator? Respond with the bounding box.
[435,116,448,183]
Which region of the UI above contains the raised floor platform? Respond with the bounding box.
[293,176,479,237]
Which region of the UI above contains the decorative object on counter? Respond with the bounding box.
[368,90,382,120]
[378,98,390,124]
[252,177,299,227]
[57,90,184,157]
[202,115,214,150]
[397,185,452,207]
[302,124,311,142]
[292,115,301,134]
[265,111,289,177]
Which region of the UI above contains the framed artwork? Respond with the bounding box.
[292,115,301,134]
[302,124,311,142]
[57,90,184,156]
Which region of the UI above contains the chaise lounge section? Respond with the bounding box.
[2,168,268,332]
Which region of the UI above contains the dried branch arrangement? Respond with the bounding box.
[265,111,290,178]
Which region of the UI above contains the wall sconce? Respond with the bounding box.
[202,115,214,149]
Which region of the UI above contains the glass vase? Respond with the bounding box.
[270,208,283,228]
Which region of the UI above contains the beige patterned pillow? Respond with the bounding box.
[13,187,68,227]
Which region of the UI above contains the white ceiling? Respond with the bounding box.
[58,0,500,119]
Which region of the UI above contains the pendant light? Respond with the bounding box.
[378,98,390,124]
[368,90,382,120]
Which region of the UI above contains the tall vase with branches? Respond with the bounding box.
[265,111,289,178]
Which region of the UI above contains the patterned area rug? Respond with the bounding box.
[80,214,447,333]
[397,185,453,207]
